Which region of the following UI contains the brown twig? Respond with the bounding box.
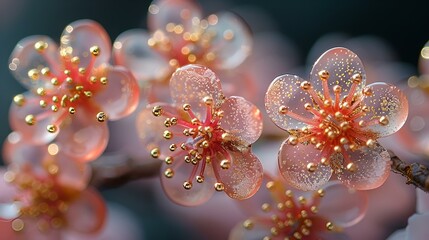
[389,151,429,192]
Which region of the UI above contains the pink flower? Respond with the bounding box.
[265,47,408,191]
[229,174,367,240]
[113,0,251,92]
[8,19,140,162]
[136,64,263,206]
[0,132,106,239]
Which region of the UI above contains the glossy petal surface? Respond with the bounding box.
[318,182,367,227]
[66,188,106,234]
[265,74,313,130]
[2,132,46,167]
[113,29,170,83]
[170,65,225,119]
[214,148,263,200]
[0,169,20,220]
[9,35,60,90]
[93,66,139,120]
[361,82,408,137]
[60,19,111,68]
[310,47,366,98]
[160,159,215,206]
[278,140,332,191]
[220,96,262,144]
[207,12,252,69]
[55,107,108,162]
[336,144,390,190]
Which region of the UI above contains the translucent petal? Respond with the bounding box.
[148,0,202,33]
[0,221,19,240]
[404,213,429,240]
[93,66,140,120]
[310,47,366,99]
[214,148,263,200]
[9,35,61,90]
[317,231,351,240]
[220,96,262,144]
[170,65,225,119]
[265,74,314,131]
[205,12,252,69]
[416,189,429,214]
[113,29,171,83]
[55,107,109,162]
[9,92,60,144]
[21,218,62,240]
[278,140,332,191]
[60,20,111,68]
[228,218,271,240]
[361,82,408,137]
[55,152,91,190]
[66,188,106,234]
[160,159,215,206]
[136,103,189,159]
[336,143,390,190]
[317,181,368,227]
[386,230,406,240]
[419,40,429,75]
[0,169,20,220]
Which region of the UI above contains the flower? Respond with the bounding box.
[229,174,367,240]
[265,47,408,191]
[136,64,263,206]
[113,0,251,93]
[0,132,106,239]
[8,19,140,162]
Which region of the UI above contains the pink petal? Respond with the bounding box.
[160,159,216,206]
[2,132,46,167]
[55,107,108,162]
[9,35,61,90]
[206,12,252,69]
[317,181,368,227]
[0,169,20,220]
[219,96,262,145]
[404,213,429,240]
[310,47,366,99]
[170,65,225,119]
[228,217,271,240]
[66,188,106,234]
[60,20,111,68]
[148,0,202,33]
[265,74,314,131]
[93,66,139,121]
[113,29,171,84]
[416,189,429,214]
[55,152,91,190]
[239,174,278,217]
[419,40,429,75]
[278,139,332,191]
[3,217,62,240]
[386,230,406,240]
[0,221,20,240]
[213,148,263,200]
[336,143,391,190]
[9,92,60,144]
[361,82,408,137]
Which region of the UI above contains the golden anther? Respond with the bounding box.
[151,148,160,158]
[333,85,342,93]
[169,144,177,151]
[163,130,173,139]
[41,67,50,75]
[293,232,302,239]
[243,219,254,230]
[379,116,389,126]
[318,70,330,81]
[66,107,75,115]
[324,99,331,107]
[277,202,285,211]
[214,182,224,191]
[310,205,318,213]
[39,100,47,108]
[189,149,197,156]
[340,137,348,145]
[11,219,25,232]
[315,143,323,150]
[298,196,306,204]
[203,96,213,105]
[320,157,329,166]
[326,222,334,231]
[78,67,86,74]
[13,94,25,106]
[100,77,108,85]
[301,210,308,218]
[183,103,191,111]
[52,96,59,102]
[183,181,193,190]
[334,111,343,119]
[90,76,97,83]
[96,112,107,122]
[362,105,370,112]
[327,131,336,139]
[266,181,275,190]
[190,118,199,125]
[270,227,278,236]
[216,110,224,118]
[34,41,48,52]
[341,101,350,109]
[25,114,36,125]
[340,121,350,130]
[261,203,271,212]
[278,105,288,114]
[359,120,365,127]
[165,156,174,165]
[221,132,232,141]
[90,45,100,56]
[183,129,190,136]
[363,87,373,96]
[64,69,71,76]
[307,163,317,172]
[310,137,317,144]
[71,56,80,64]
[288,136,298,145]
[51,77,58,85]
[302,126,309,134]
[36,87,46,96]
[319,109,327,117]
[300,81,312,90]
[304,219,313,227]
[164,168,174,178]
[204,126,213,133]
[346,162,357,172]
[333,145,341,152]
[352,73,362,84]
[152,106,163,117]
[75,85,84,91]
[366,139,375,148]
[304,103,312,110]
[28,69,40,80]
[51,105,58,112]
[196,175,204,183]
[349,144,357,151]
[220,159,231,169]
[46,124,57,133]
[317,189,325,197]
[201,140,209,148]
[66,77,73,83]
[285,189,293,197]
[184,156,191,163]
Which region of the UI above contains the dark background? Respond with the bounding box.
[1,0,428,239]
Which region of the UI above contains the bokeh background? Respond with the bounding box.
[1,0,428,239]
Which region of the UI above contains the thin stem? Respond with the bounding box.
[389,151,429,193]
